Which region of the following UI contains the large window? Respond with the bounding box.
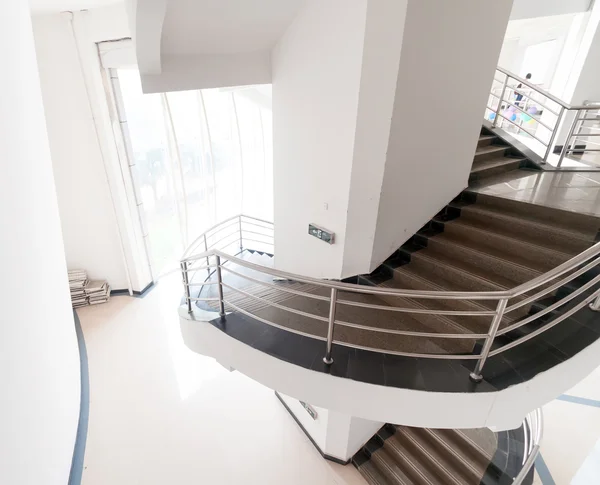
[116,69,273,277]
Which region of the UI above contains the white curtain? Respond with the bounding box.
[117,69,273,275]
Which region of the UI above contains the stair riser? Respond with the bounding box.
[474,147,508,162]
[470,159,521,181]
[442,222,571,271]
[460,207,592,254]
[473,193,600,238]
[477,137,496,148]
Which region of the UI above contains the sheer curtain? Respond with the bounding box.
[117,69,273,276]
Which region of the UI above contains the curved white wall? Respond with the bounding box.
[0,2,80,485]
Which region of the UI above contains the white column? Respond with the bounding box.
[0,3,81,485]
[273,0,513,279]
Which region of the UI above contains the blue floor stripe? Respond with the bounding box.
[69,311,90,485]
[535,453,556,485]
[557,394,600,408]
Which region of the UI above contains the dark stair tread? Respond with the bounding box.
[457,202,595,248]
[370,447,415,484]
[440,219,573,272]
[425,233,541,285]
[358,459,396,485]
[475,145,509,157]
[471,156,525,173]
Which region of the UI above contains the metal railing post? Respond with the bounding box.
[215,255,226,317]
[590,293,600,312]
[181,261,192,313]
[204,234,210,277]
[323,288,338,365]
[543,106,565,163]
[470,298,509,382]
[558,110,579,168]
[239,215,243,250]
[493,74,509,128]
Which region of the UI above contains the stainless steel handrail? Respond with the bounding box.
[513,409,543,484]
[488,67,600,166]
[181,210,600,382]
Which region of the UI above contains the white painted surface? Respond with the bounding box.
[371,0,513,268]
[272,0,368,278]
[0,2,80,484]
[279,393,382,461]
[279,394,329,452]
[29,0,122,13]
[510,0,592,21]
[32,6,152,292]
[181,312,600,430]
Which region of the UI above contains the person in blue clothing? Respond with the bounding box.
[515,73,532,107]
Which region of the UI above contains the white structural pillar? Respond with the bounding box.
[277,393,383,462]
[272,0,514,279]
[0,3,81,485]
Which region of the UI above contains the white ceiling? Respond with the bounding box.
[160,0,305,55]
[29,0,122,14]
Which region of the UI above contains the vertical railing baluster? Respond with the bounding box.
[558,110,580,168]
[493,74,509,128]
[470,298,509,382]
[204,233,210,277]
[215,255,226,318]
[239,215,243,251]
[181,261,192,313]
[543,105,565,164]
[323,288,338,365]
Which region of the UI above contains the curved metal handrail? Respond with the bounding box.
[513,409,543,484]
[180,215,600,381]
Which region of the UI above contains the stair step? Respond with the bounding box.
[381,434,445,485]
[358,459,396,485]
[470,157,524,179]
[477,135,497,148]
[471,193,600,239]
[370,447,414,485]
[457,203,594,254]
[473,145,508,162]
[440,219,573,273]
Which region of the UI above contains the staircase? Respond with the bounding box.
[470,130,532,183]
[353,423,526,485]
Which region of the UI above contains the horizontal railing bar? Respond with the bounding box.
[494,112,550,146]
[333,318,487,339]
[181,214,240,258]
[489,289,600,357]
[498,272,600,336]
[570,138,600,147]
[243,237,275,246]
[224,300,328,342]
[332,339,480,360]
[565,148,600,152]
[205,220,240,238]
[500,99,555,131]
[241,229,275,239]
[207,231,240,250]
[336,297,495,317]
[505,256,600,312]
[216,252,509,299]
[572,132,600,136]
[222,282,330,323]
[188,296,221,302]
[220,266,331,302]
[504,91,562,117]
[241,218,274,229]
[578,117,600,121]
[496,67,568,108]
[511,242,600,297]
[241,214,274,226]
[186,281,220,287]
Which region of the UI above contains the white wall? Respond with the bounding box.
[272,0,368,278]
[32,5,152,292]
[0,2,80,484]
[510,0,592,21]
[32,13,130,290]
[371,0,513,267]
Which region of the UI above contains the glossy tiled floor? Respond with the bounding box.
[78,274,600,485]
[470,169,600,218]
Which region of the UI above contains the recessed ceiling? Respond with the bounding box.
[29,0,122,14]
[161,0,305,55]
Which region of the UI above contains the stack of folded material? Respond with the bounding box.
[68,269,88,308]
[85,280,111,305]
